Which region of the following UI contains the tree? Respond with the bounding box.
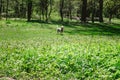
[14,0,20,18]
[59,0,64,21]
[20,0,27,18]
[81,0,87,23]
[104,0,120,23]
[48,0,53,21]
[0,0,2,19]
[6,0,9,20]
[91,0,95,23]
[99,0,103,22]
[38,0,53,22]
[68,0,72,20]
[27,0,32,21]
[39,0,44,20]
[0,0,119,23]
[44,0,49,22]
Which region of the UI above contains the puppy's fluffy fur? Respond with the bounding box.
[57,26,64,33]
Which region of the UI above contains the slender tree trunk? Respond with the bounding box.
[20,0,25,18]
[39,0,43,21]
[99,0,103,22]
[39,7,42,21]
[21,0,23,17]
[60,0,64,21]
[42,8,44,21]
[68,0,72,20]
[27,0,32,21]
[48,0,53,21]
[6,0,9,20]
[14,0,19,18]
[81,0,87,23]
[92,0,95,23]
[40,0,45,21]
[0,0,2,19]
[2,0,5,12]
[109,13,112,23]
[45,7,48,22]
[45,0,48,22]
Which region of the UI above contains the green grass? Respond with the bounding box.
[0,19,120,80]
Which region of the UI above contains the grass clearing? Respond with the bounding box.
[0,20,120,80]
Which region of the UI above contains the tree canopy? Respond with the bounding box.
[0,0,120,23]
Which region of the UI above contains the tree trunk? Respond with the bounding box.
[68,0,72,20]
[20,0,26,18]
[81,0,87,23]
[6,0,9,20]
[14,0,19,18]
[45,7,48,22]
[40,0,45,21]
[48,0,53,21]
[45,0,48,22]
[99,0,103,22]
[109,14,112,23]
[21,0,24,18]
[2,0,5,12]
[27,0,32,21]
[60,0,64,21]
[92,0,95,23]
[0,0,2,19]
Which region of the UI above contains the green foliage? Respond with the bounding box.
[104,0,120,17]
[0,20,120,79]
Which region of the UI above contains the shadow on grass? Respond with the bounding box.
[28,20,120,36]
[66,23,120,36]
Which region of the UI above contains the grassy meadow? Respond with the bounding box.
[0,19,120,80]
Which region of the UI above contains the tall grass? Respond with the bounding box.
[0,20,120,80]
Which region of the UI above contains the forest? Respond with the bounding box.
[0,0,120,80]
[0,0,120,22]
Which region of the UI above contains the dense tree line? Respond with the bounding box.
[0,0,120,23]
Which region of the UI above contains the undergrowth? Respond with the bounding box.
[0,20,120,80]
